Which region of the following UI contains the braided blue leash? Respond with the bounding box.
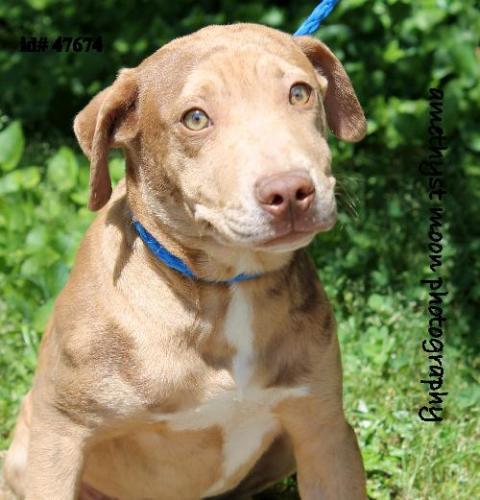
[294,0,340,36]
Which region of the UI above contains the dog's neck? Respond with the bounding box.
[126,184,294,283]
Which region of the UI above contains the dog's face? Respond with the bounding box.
[74,24,365,254]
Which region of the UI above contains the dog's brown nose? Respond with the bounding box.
[255,170,315,218]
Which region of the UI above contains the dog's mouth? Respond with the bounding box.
[197,210,337,253]
[195,199,337,252]
[194,202,337,253]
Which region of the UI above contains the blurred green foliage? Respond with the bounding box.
[0,0,479,498]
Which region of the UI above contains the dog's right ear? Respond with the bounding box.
[74,68,139,211]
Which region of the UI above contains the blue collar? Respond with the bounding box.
[132,220,260,284]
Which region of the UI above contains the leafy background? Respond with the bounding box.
[0,0,479,498]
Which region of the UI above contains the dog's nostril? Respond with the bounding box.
[271,194,284,206]
[296,188,311,201]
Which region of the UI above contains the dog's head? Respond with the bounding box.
[74,24,365,257]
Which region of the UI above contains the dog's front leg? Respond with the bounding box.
[25,403,91,500]
[276,397,366,500]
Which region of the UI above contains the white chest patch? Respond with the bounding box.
[223,285,255,389]
[153,285,310,497]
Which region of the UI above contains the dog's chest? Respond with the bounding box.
[159,286,307,496]
[85,285,308,498]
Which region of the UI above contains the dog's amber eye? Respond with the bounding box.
[182,109,210,131]
[289,83,312,105]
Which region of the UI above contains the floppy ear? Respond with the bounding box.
[73,68,139,210]
[294,36,366,142]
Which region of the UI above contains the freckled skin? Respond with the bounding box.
[4,24,367,500]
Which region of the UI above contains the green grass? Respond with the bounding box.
[337,293,480,499]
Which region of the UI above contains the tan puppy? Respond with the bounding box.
[4,24,367,500]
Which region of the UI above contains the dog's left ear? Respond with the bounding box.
[74,68,139,211]
[294,36,366,142]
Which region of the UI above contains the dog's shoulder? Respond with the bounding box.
[250,251,336,389]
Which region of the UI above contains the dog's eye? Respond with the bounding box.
[289,83,312,105]
[182,109,211,131]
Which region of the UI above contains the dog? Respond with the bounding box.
[3,23,367,500]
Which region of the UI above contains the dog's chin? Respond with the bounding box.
[201,227,320,254]
[254,231,317,253]
[229,220,336,254]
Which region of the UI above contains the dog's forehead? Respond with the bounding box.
[182,48,311,98]
[138,24,312,98]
